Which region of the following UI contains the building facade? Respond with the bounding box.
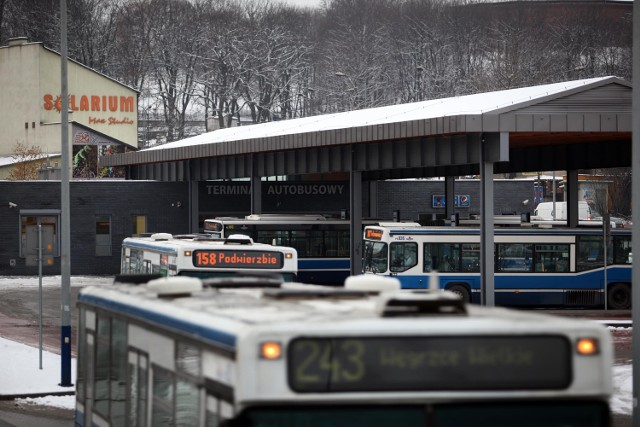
[0,178,544,276]
[0,181,189,276]
[0,37,138,178]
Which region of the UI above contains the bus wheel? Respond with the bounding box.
[447,284,471,303]
[607,283,631,310]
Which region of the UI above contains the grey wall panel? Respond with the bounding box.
[452,135,469,164]
[515,114,533,132]
[533,114,550,132]
[423,139,436,167]
[618,114,632,131]
[567,114,584,131]
[436,137,452,165]
[498,114,515,131]
[549,114,567,132]
[601,114,616,132]
[584,114,601,132]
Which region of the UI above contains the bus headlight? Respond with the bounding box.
[260,342,283,360]
[576,338,599,355]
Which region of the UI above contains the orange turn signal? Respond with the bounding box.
[576,338,599,355]
[285,253,293,259]
[260,342,282,360]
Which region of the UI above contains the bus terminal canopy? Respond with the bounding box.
[100,76,631,181]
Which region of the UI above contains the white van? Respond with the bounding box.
[533,201,591,220]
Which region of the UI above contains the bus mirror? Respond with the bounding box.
[450,213,459,227]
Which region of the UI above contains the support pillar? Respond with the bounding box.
[350,150,363,277]
[250,155,262,214]
[566,170,579,228]
[445,176,455,220]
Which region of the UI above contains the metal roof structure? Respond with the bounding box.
[100,76,631,181]
[97,75,632,308]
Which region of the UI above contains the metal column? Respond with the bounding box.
[350,149,363,277]
[630,0,639,423]
[479,132,509,307]
[445,176,455,220]
[250,155,262,214]
[59,0,72,387]
[566,170,579,228]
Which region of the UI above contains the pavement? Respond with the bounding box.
[0,337,76,400]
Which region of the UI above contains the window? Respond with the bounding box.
[577,236,604,272]
[497,243,533,273]
[152,366,174,427]
[151,342,203,427]
[324,230,350,257]
[174,342,201,426]
[128,351,148,427]
[390,242,418,272]
[424,243,461,272]
[612,235,632,265]
[363,241,388,274]
[132,215,147,236]
[534,244,570,273]
[111,318,128,425]
[460,243,480,272]
[94,314,128,423]
[94,316,111,417]
[96,215,112,256]
[76,308,86,404]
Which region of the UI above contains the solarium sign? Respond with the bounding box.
[42,93,135,126]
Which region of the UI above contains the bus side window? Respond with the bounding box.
[577,236,604,272]
[424,243,459,272]
[390,242,418,272]
[497,243,533,273]
[613,235,632,265]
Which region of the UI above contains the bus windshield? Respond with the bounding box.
[236,402,608,427]
[363,240,387,273]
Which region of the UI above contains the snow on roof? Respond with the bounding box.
[144,76,618,152]
[0,153,60,167]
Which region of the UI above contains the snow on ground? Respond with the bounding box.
[0,337,76,409]
[612,364,632,415]
[0,276,633,414]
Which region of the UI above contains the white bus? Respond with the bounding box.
[75,274,612,427]
[362,223,632,308]
[120,232,298,281]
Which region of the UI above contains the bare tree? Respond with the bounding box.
[67,0,123,73]
[583,168,632,220]
[8,142,45,181]
[0,0,59,47]
[143,0,206,141]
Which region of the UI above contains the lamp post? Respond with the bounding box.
[59,0,72,388]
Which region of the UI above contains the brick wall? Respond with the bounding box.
[374,180,536,222]
[0,181,189,276]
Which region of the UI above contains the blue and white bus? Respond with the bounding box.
[363,224,632,309]
[204,215,405,285]
[75,274,612,427]
[121,232,298,281]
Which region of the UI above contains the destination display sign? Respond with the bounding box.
[364,229,384,240]
[288,335,571,392]
[192,250,283,269]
